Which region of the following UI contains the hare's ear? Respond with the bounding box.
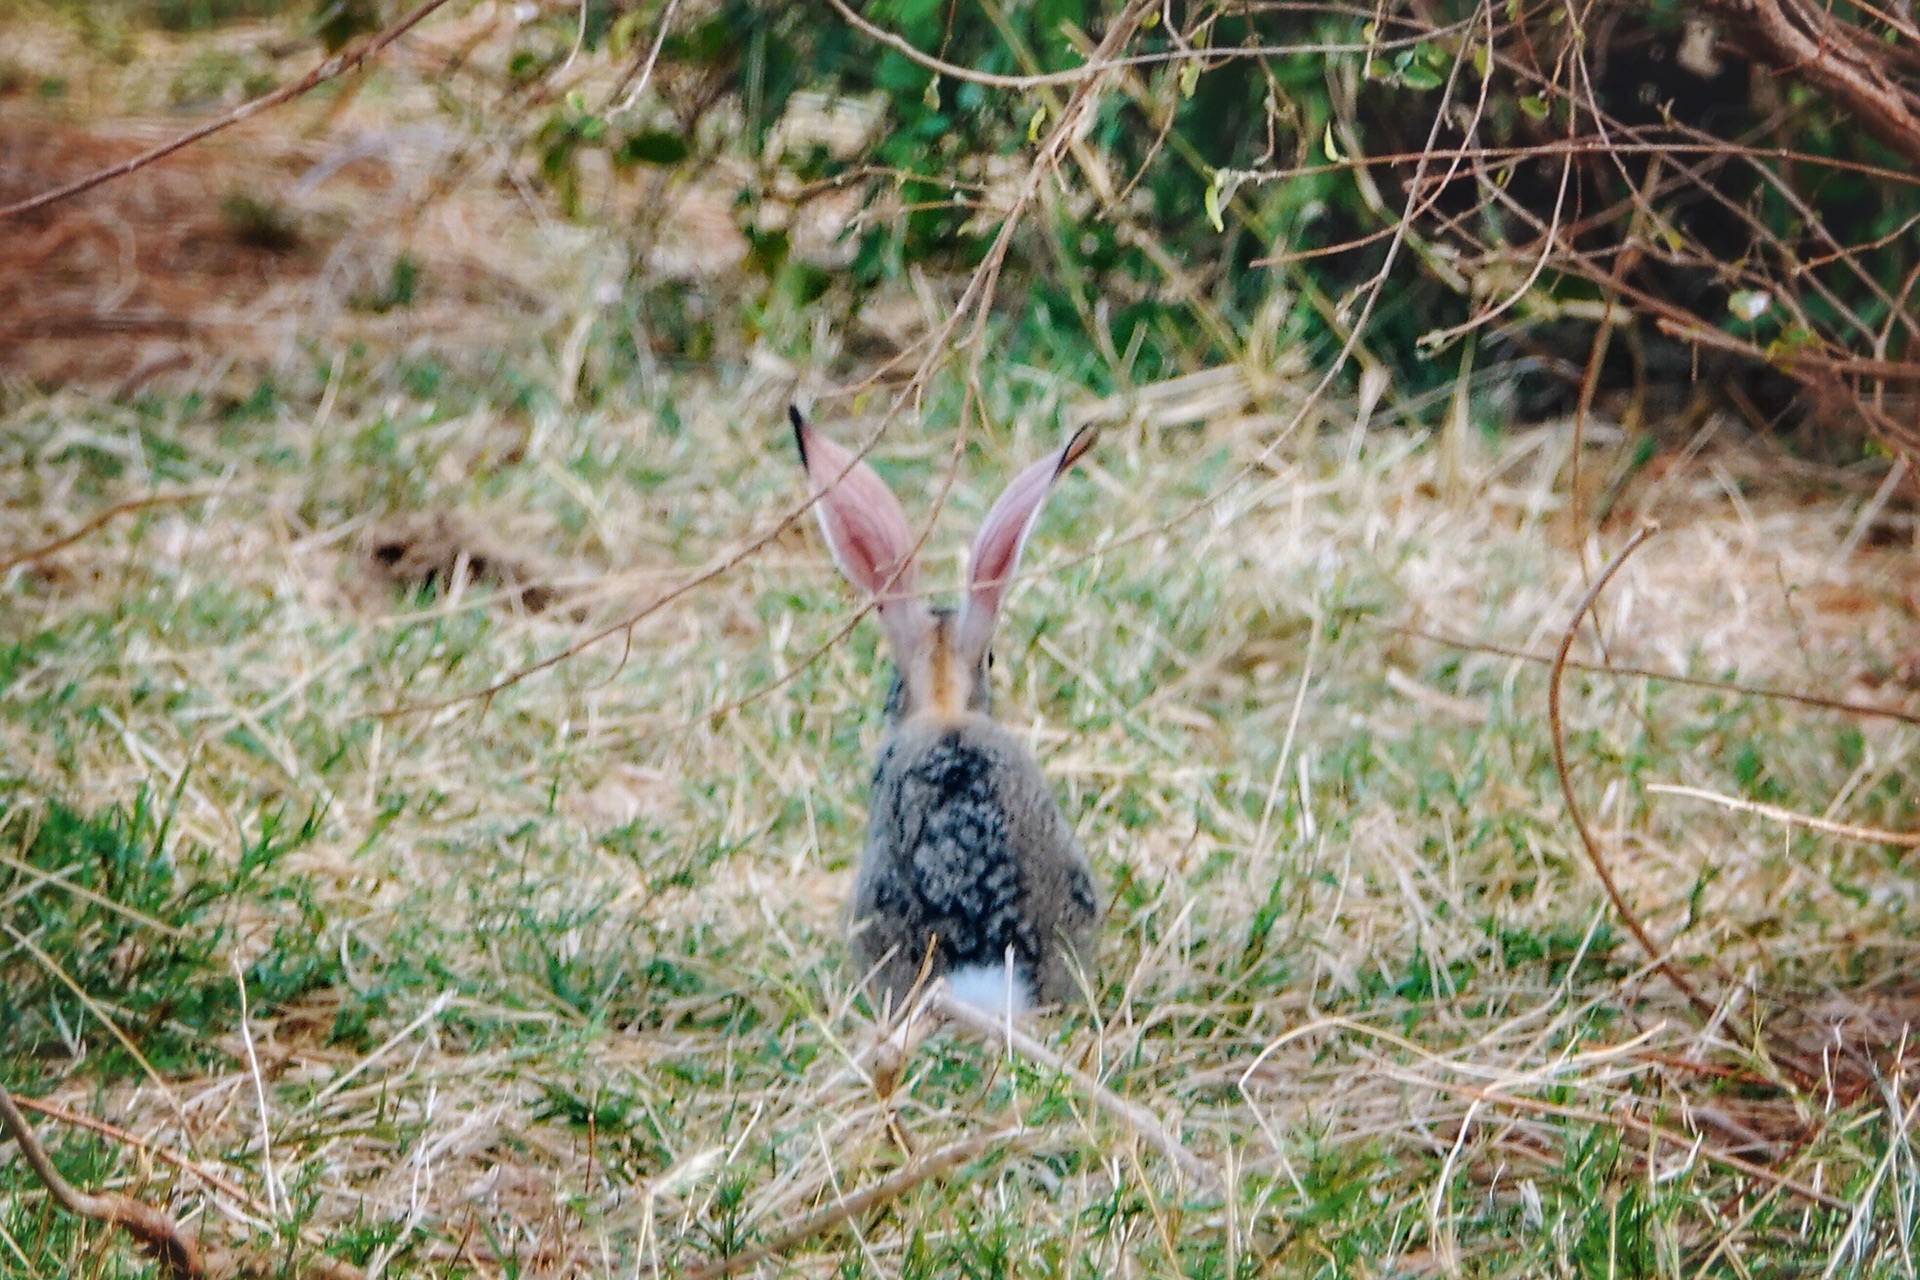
[956,425,1096,665]
[791,407,928,655]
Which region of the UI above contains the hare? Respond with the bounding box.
[791,406,1100,1017]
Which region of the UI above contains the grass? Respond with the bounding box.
[4,339,1920,1277]
[5,8,1920,1277]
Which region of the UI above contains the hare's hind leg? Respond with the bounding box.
[849,916,939,1020]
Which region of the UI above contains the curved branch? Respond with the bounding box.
[1546,522,1718,1021]
[1,1088,203,1278]
[1698,0,1920,169]
[1,1089,367,1280]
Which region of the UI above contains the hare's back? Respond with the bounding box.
[859,721,1092,978]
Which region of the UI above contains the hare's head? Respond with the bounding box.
[791,406,1094,725]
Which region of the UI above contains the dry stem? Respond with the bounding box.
[1545,522,1717,1021]
[0,491,221,577]
[1402,623,1920,729]
[923,988,1225,1194]
[1420,1076,1850,1213]
[5,1093,261,1214]
[1,1087,203,1278]
[1697,0,1920,169]
[1648,783,1920,848]
[1,1089,366,1280]
[679,1127,1021,1280]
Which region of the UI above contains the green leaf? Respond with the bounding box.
[616,130,691,166]
[1400,63,1442,90]
[1519,94,1550,121]
[312,0,380,53]
[1179,57,1200,98]
[1765,327,1819,362]
[1322,124,1343,162]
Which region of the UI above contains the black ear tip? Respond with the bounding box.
[1059,424,1098,473]
[788,404,808,460]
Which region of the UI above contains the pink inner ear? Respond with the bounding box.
[795,415,919,602]
[957,426,1094,661]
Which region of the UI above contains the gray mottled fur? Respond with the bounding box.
[850,696,1099,1013]
[792,408,1100,1014]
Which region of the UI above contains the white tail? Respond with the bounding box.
[944,958,1033,1018]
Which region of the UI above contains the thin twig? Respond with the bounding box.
[0,491,220,576]
[926,988,1224,1193]
[5,1094,260,1212]
[819,0,1464,88]
[679,1127,1020,1280]
[1648,783,1920,848]
[1395,622,1920,728]
[1416,1076,1851,1213]
[1546,522,1718,1021]
[0,0,455,221]
[390,0,1154,722]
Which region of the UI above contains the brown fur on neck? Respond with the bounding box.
[887,609,990,725]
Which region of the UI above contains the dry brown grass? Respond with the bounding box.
[6,4,1920,1277]
[6,340,1920,1273]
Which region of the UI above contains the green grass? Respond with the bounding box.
[4,337,1920,1277]
[4,7,1920,1270]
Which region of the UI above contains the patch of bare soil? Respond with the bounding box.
[0,102,550,390]
[0,111,322,385]
[357,509,560,614]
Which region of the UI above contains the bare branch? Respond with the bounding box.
[0,0,456,222]
[1,1089,368,1280]
[1545,523,1718,1021]
[1,1088,203,1279]
[0,491,220,577]
[1698,0,1920,169]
